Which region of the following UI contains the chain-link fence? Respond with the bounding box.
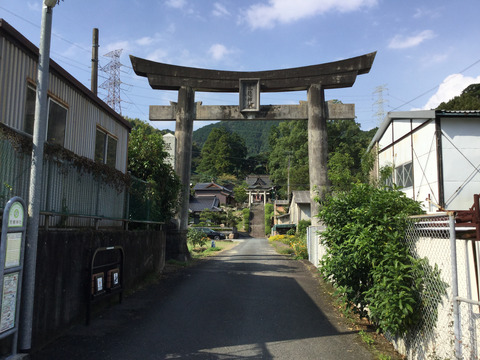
[1,137,158,227]
[307,214,480,360]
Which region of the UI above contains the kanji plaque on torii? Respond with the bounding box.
[239,78,260,112]
[130,52,376,259]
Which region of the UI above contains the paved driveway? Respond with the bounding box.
[31,238,373,359]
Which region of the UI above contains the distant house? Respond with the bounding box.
[368,110,480,212]
[188,195,222,224]
[272,191,312,235]
[245,175,273,205]
[193,182,234,206]
[273,200,289,225]
[0,19,131,225]
[290,191,311,224]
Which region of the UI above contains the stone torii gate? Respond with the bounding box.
[130,52,375,258]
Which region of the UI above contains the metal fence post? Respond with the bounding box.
[449,211,462,359]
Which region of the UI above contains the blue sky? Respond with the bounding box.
[2,0,480,132]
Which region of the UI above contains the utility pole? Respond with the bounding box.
[287,152,291,203]
[21,0,59,352]
[91,28,99,96]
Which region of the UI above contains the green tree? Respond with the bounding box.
[437,83,480,110]
[268,120,309,198]
[127,119,181,221]
[268,118,376,196]
[233,182,248,205]
[197,127,247,179]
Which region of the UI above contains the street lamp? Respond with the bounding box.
[44,0,58,7]
[20,0,59,352]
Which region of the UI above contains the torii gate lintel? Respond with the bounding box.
[149,101,355,122]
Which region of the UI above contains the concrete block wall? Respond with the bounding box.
[31,229,166,349]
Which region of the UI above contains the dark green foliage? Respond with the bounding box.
[268,120,309,197]
[327,120,377,190]
[199,209,223,225]
[264,203,274,235]
[198,208,241,227]
[127,119,181,221]
[233,182,248,205]
[197,127,247,179]
[193,120,281,156]
[297,219,311,236]
[268,118,376,195]
[242,208,250,231]
[437,83,480,110]
[318,183,430,335]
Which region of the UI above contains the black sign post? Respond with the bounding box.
[0,197,27,357]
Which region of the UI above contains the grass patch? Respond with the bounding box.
[188,240,238,259]
[269,240,295,255]
[166,259,188,267]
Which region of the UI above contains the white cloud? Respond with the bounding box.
[135,33,164,47]
[147,48,169,62]
[103,41,131,54]
[413,7,441,19]
[388,30,435,49]
[242,0,377,29]
[213,3,230,17]
[208,43,232,61]
[422,74,480,109]
[165,0,186,9]
[165,0,195,14]
[136,37,155,47]
[27,2,41,11]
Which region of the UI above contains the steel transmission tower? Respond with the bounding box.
[100,49,123,114]
[373,84,388,125]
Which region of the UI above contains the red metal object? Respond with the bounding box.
[455,194,480,241]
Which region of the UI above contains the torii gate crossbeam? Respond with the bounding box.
[130,52,376,260]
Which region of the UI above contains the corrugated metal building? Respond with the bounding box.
[0,19,132,226]
[369,110,480,212]
[0,18,131,172]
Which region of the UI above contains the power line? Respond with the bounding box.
[391,57,480,111]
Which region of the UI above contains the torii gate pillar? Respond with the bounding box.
[308,84,328,226]
[174,86,194,258]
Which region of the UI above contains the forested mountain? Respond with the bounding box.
[193,120,281,156]
[437,83,480,110]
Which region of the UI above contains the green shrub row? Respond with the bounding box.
[242,208,250,232]
[264,203,274,235]
[317,183,447,336]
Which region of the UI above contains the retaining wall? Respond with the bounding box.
[31,229,166,349]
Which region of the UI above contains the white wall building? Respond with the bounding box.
[368,110,480,212]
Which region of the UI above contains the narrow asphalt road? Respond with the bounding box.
[31,238,374,359]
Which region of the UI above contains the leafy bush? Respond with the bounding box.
[317,183,430,335]
[289,234,308,259]
[268,234,307,259]
[297,220,311,236]
[187,228,208,248]
[242,208,250,231]
[264,203,274,235]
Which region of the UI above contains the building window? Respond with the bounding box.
[24,86,36,135]
[95,128,117,168]
[24,86,67,147]
[395,162,413,188]
[47,99,67,146]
